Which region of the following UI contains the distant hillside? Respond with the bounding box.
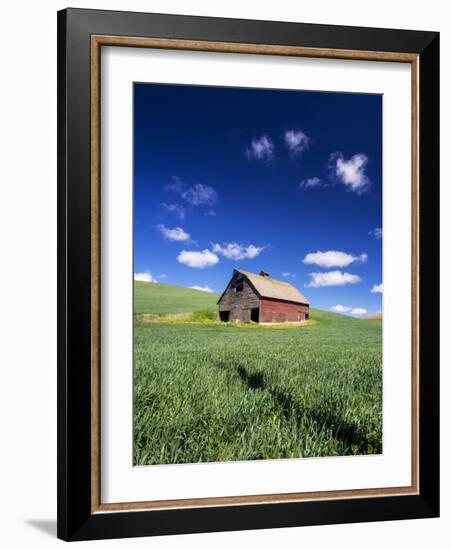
[363,314,383,320]
[134,281,373,327]
[134,281,220,315]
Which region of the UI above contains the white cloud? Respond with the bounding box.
[183,183,218,206]
[206,210,216,216]
[177,249,219,269]
[330,304,351,313]
[165,177,218,206]
[165,175,185,193]
[303,250,368,268]
[157,224,190,242]
[329,152,371,193]
[161,202,185,222]
[284,129,310,157]
[369,227,383,239]
[306,271,361,288]
[300,177,322,189]
[134,272,158,283]
[282,272,296,278]
[245,135,275,161]
[189,285,214,293]
[157,274,167,279]
[371,283,383,293]
[331,304,367,315]
[212,242,265,261]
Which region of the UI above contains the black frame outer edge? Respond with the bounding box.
[57,8,440,541]
[418,34,440,513]
[57,8,68,541]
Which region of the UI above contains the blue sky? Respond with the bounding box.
[134,83,383,316]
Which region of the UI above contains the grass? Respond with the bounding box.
[134,281,219,315]
[133,281,382,465]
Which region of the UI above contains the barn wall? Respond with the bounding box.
[260,299,309,323]
[217,275,259,322]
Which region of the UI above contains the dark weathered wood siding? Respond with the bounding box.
[259,298,309,323]
[217,274,259,322]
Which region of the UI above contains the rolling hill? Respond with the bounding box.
[134,280,366,326]
[134,281,220,315]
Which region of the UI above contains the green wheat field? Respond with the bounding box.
[133,281,383,465]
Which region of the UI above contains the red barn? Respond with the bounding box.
[217,269,310,324]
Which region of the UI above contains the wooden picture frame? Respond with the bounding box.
[57,8,439,541]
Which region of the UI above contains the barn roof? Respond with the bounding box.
[235,269,310,305]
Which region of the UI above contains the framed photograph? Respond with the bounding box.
[57,8,439,541]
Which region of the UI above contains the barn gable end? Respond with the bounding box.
[217,270,259,323]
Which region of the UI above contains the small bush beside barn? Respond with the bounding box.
[217,269,310,324]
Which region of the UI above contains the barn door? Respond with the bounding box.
[219,310,230,322]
